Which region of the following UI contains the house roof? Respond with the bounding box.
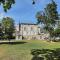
[20,23,37,25]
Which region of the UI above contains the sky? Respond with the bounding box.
[0,0,60,24]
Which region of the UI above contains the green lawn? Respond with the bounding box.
[0,40,60,60]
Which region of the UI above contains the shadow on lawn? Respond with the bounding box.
[31,48,60,60]
[0,41,27,45]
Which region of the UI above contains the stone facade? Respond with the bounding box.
[15,23,49,40]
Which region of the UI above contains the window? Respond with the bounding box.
[24,27,26,31]
[31,27,33,31]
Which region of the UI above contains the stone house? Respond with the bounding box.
[15,23,49,40]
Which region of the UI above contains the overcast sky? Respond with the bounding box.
[0,0,60,24]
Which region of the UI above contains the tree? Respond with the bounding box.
[36,11,46,24]
[54,28,60,37]
[2,17,15,39]
[0,22,3,39]
[0,0,15,12]
[36,0,59,41]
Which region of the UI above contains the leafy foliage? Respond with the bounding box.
[0,22,3,39]
[2,17,15,39]
[36,0,59,40]
[53,28,60,37]
[0,0,15,12]
[31,48,60,60]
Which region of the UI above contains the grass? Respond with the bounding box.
[0,40,60,60]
